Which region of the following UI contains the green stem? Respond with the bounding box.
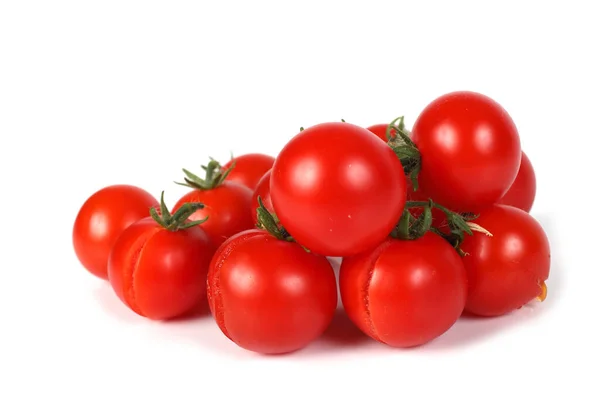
[175,159,235,190]
[150,191,207,231]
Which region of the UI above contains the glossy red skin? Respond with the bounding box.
[460,204,550,317]
[340,233,468,348]
[223,153,275,190]
[366,123,396,142]
[107,216,215,320]
[270,122,406,257]
[207,229,338,354]
[72,185,158,280]
[172,181,253,247]
[411,91,521,212]
[498,151,536,212]
[250,169,274,226]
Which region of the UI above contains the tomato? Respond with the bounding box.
[270,121,406,257]
[498,151,536,212]
[172,161,254,246]
[207,229,337,354]
[108,199,215,320]
[339,233,467,348]
[410,91,522,212]
[366,123,396,142]
[72,185,158,280]
[460,204,551,317]
[223,153,275,190]
[250,169,273,226]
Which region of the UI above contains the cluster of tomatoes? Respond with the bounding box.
[73,91,551,354]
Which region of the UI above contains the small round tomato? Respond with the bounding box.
[270,121,406,257]
[73,185,158,280]
[339,233,467,348]
[460,204,551,317]
[108,198,215,320]
[172,160,254,246]
[250,169,273,226]
[207,229,338,355]
[411,91,522,212]
[223,153,275,190]
[498,151,536,212]
[366,123,396,142]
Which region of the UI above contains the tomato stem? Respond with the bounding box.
[175,158,235,190]
[391,200,434,240]
[150,191,207,231]
[386,116,422,190]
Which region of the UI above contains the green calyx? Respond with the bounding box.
[386,116,421,191]
[175,158,235,190]
[255,196,293,242]
[149,191,207,231]
[391,199,482,255]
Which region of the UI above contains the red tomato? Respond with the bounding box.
[366,123,396,142]
[207,229,337,354]
[108,203,215,320]
[250,169,274,226]
[270,122,406,257]
[339,233,468,348]
[498,151,536,212]
[72,185,158,280]
[460,204,551,317]
[172,162,254,246]
[411,91,521,212]
[223,153,275,190]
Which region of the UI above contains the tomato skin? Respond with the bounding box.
[366,123,395,142]
[498,151,536,212]
[460,204,550,317]
[270,122,406,257]
[107,216,214,320]
[411,91,521,212]
[72,185,158,280]
[172,181,253,246]
[250,169,273,226]
[339,233,467,348]
[223,153,275,190]
[207,229,338,354]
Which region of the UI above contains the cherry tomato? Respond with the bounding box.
[207,229,337,354]
[498,151,536,212]
[223,153,275,190]
[172,161,254,246]
[250,169,274,226]
[411,91,522,212]
[108,200,215,320]
[366,123,396,142]
[460,204,550,317]
[339,233,467,348]
[270,121,406,257]
[72,185,158,280]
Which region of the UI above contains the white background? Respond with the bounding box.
[1,1,598,399]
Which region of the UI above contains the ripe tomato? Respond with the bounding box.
[223,153,275,190]
[207,229,337,354]
[411,91,521,212]
[460,204,551,317]
[270,122,406,257]
[339,233,468,348]
[498,151,536,212]
[72,185,158,280]
[366,123,396,142]
[172,161,254,246]
[250,169,273,226]
[108,199,215,320]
